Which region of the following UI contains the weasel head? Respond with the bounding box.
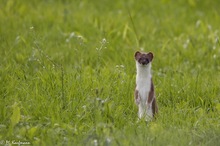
[134,51,153,66]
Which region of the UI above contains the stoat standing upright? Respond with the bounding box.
[134,51,158,120]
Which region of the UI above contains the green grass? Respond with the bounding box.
[1,0,220,145]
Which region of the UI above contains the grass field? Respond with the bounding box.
[1,0,220,145]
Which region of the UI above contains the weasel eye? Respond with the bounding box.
[146,59,149,63]
[138,58,142,62]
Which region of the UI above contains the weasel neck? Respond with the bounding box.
[136,62,152,79]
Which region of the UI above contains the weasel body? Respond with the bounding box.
[134,51,158,120]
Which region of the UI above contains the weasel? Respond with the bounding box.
[134,51,158,120]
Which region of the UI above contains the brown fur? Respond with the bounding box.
[148,79,158,116]
[134,89,139,105]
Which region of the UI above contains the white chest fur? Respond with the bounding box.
[135,62,153,119]
[136,62,152,100]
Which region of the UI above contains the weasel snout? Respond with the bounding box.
[139,58,149,65]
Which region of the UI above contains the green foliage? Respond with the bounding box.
[10,103,21,129]
[0,0,220,145]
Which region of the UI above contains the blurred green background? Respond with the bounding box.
[0,0,220,145]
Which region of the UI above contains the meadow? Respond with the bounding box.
[0,0,220,145]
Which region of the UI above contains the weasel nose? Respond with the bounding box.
[142,59,149,65]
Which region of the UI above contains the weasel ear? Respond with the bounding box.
[134,51,141,60]
[147,52,154,61]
